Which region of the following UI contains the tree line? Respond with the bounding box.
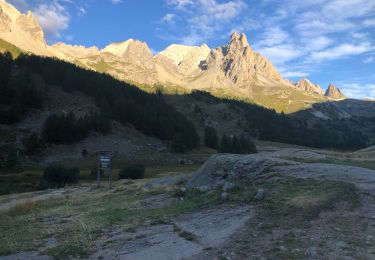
[191,91,368,151]
[0,53,199,152]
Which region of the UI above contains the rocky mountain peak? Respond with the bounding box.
[0,0,48,52]
[52,42,100,58]
[295,78,324,96]
[325,84,346,100]
[102,39,134,57]
[0,0,20,22]
[15,10,45,45]
[229,32,250,50]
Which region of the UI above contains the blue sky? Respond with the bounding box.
[8,0,375,99]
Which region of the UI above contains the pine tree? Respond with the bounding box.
[204,126,219,149]
[219,134,231,153]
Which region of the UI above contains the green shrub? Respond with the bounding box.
[118,165,145,180]
[43,166,80,188]
[90,168,104,179]
[23,132,46,155]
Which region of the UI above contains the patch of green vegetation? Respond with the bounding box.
[0,185,219,258]
[0,174,359,259]
[257,177,359,228]
[88,58,112,73]
[0,39,23,59]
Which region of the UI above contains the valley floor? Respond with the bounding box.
[1,146,375,259]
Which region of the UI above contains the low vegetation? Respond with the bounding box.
[118,165,145,180]
[43,166,80,188]
[0,175,358,258]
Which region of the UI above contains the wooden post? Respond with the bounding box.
[109,163,112,188]
[97,153,100,188]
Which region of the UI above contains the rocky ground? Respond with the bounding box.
[1,147,375,259]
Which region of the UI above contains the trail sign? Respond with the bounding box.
[97,151,113,188]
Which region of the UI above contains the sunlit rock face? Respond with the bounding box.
[295,78,324,96]
[0,0,48,55]
[1,0,349,113]
[325,84,346,100]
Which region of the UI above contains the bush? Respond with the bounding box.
[23,132,45,156]
[43,166,80,188]
[219,134,257,154]
[118,165,145,180]
[204,126,219,149]
[90,168,104,179]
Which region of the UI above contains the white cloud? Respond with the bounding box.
[282,71,310,78]
[363,19,375,28]
[311,43,375,61]
[257,44,303,64]
[364,56,375,64]
[166,0,194,10]
[33,1,70,38]
[341,83,375,99]
[111,0,123,4]
[257,27,290,47]
[161,13,175,23]
[164,0,247,45]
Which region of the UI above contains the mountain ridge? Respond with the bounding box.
[0,0,350,113]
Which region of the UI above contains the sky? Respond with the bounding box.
[7,0,375,99]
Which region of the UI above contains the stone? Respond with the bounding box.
[254,188,269,200]
[324,84,346,100]
[295,78,324,96]
[220,192,229,200]
[222,182,236,192]
[198,185,211,193]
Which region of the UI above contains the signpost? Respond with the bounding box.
[97,151,113,188]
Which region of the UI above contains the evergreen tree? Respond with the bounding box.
[219,134,231,153]
[23,133,46,155]
[204,126,219,149]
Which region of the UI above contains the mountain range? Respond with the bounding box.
[0,0,348,113]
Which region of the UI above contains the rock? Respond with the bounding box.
[180,187,187,194]
[324,84,346,100]
[335,241,347,249]
[220,192,229,200]
[186,153,295,190]
[295,78,324,96]
[306,247,317,257]
[254,188,269,200]
[198,185,212,193]
[222,182,236,192]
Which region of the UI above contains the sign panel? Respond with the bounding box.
[98,151,112,169]
[97,151,114,188]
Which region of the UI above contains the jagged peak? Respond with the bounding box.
[295,78,324,96]
[229,32,249,48]
[325,83,346,99]
[0,0,21,21]
[101,39,135,56]
[158,43,211,66]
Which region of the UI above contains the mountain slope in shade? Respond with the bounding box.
[325,84,346,99]
[0,0,350,113]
